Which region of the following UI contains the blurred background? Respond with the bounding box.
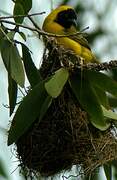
[0,0,117,179]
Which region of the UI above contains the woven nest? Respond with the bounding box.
[16,40,117,179]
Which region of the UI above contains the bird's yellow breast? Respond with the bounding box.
[43,21,96,63]
[55,37,96,63]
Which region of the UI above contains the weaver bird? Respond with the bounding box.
[42,5,98,63]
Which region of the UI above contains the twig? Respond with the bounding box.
[0,19,38,30]
[27,16,42,38]
[0,19,88,38]
[0,12,46,20]
[28,16,41,30]
[74,60,117,71]
[80,26,89,32]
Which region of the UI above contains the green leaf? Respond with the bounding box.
[6,31,15,40]
[45,68,69,98]
[111,68,117,82]
[108,97,117,108]
[0,26,4,39]
[15,0,32,14]
[112,160,117,180]
[1,40,25,87]
[69,73,109,130]
[0,26,8,49]
[85,70,117,97]
[0,25,8,37]
[103,163,112,180]
[62,0,70,4]
[13,3,25,23]
[102,106,117,120]
[10,43,25,87]
[39,96,52,121]
[0,40,10,68]
[8,81,52,145]
[93,86,109,109]
[0,159,8,178]
[8,74,17,116]
[22,44,41,87]
[19,32,26,41]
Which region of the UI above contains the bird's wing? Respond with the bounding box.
[69,34,91,50]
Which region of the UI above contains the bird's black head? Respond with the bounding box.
[55,8,77,29]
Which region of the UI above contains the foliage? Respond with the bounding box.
[0,0,117,180]
[0,159,8,179]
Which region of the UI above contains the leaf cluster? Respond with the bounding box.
[0,1,117,179]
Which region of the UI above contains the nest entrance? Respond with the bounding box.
[16,41,117,179]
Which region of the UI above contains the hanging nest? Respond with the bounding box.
[16,39,117,179]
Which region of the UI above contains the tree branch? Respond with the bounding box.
[1,12,116,73]
[74,60,117,71]
[0,19,88,38]
[0,12,46,20]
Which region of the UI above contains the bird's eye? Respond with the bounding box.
[64,13,69,18]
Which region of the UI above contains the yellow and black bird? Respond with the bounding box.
[42,5,97,63]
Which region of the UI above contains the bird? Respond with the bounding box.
[42,5,98,63]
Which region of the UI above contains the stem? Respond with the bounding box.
[0,19,39,32]
[0,26,13,43]
[0,12,46,20]
[0,19,86,38]
[74,60,117,71]
[28,16,41,30]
